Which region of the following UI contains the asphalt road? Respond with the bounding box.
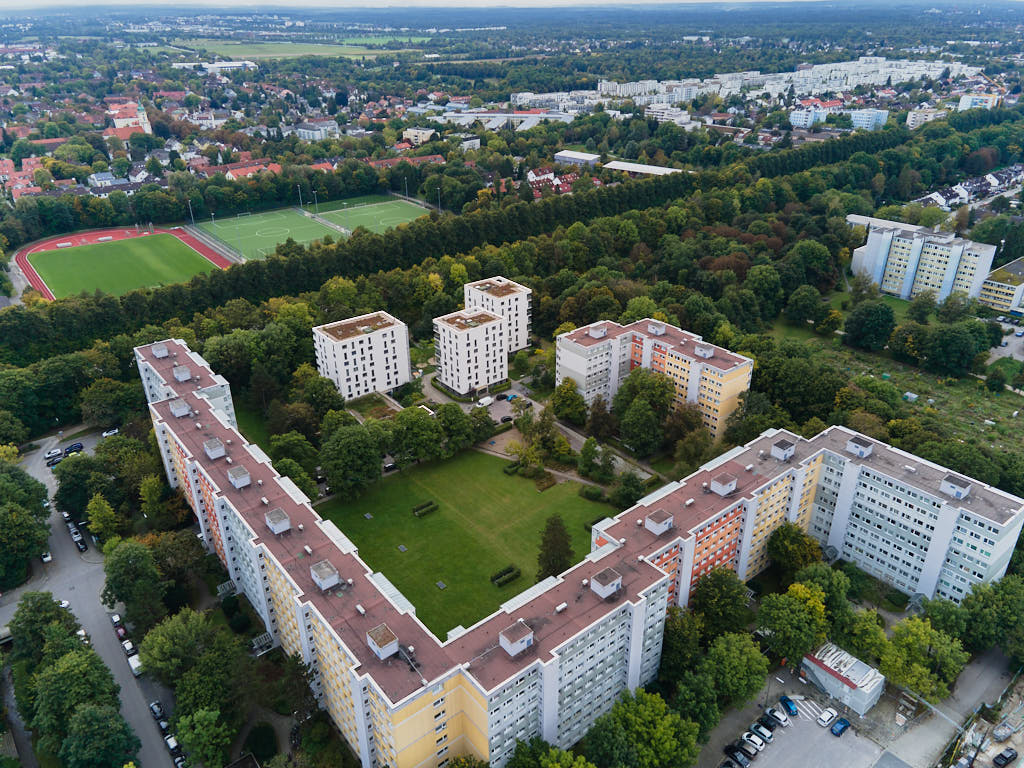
[2,430,173,768]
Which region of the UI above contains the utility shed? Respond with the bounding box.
[801,643,885,716]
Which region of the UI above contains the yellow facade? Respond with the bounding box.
[741,473,797,580]
[662,352,752,439]
[978,279,1020,312]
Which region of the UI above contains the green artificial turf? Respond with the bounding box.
[316,451,611,636]
[319,199,429,234]
[198,208,338,260]
[27,234,215,298]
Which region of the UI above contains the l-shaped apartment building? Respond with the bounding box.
[137,339,1024,768]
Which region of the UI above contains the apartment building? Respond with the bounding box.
[137,339,1024,768]
[847,108,889,131]
[434,309,508,396]
[958,93,1001,112]
[463,276,532,352]
[555,319,753,439]
[402,127,437,146]
[789,108,827,129]
[135,338,670,768]
[848,214,996,301]
[312,312,411,400]
[906,108,948,129]
[977,257,1024,316]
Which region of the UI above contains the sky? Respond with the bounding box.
[0,0,829,8]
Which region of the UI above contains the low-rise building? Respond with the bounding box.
[313,312,411,400]
[463,276,532,352]
[402,127,437,146]
[907,108,948,129]
[434,309,507,395]
[978,257,1024,316]
[958,93,1001,112]
[555,319,752,439]
[801,644,885,716]
[553,149,600,166]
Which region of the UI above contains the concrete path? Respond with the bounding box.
[2,665,38,768]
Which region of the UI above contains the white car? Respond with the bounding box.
[817,707,838,727]
[101,428,119,438]
[741,731,766,752]
[766,706,790,727]
[58,600,69,609]
[110,613,122,627]
[44,448,62,460]
[40,551,52,563]
[122,639,136,656]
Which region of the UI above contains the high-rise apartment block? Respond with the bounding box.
[958,93,1001,112]
[848,215,996,301]
[555,319,753,439]
[434,309,508,396]
[977,257,1024,316]
[137,339,1024,768]
[313,312,411,400]
[906,108,947,129]
[463,276,532,352]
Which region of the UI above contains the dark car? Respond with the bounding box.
[501,415,513,423]
[718,761,739,768]
[779,695,799,717]
[64,442,84,456]
[723,744,751,768]
[757,714,779,732]
[46,456,63,468]
[522,400,533,408]
[831,717,851,737]
[75,539,88,552]
[733,740,758,759]
[149,701,165,720]
[383,462,397,473]
[994,749,1019,767]
[496,393,508,400]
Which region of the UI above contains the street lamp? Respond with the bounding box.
[186,199,195,227]
[312,189,319,215]
[297,184,304,209]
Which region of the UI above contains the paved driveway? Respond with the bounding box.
[3,431,173,768]
[989,322,1024,364]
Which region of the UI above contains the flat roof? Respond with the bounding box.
[435,309,502,331]
[986,257,1024,287]
[466,277,529,297]
[603,160,682,176]
[314,312,400,342]
[136,339,220,392]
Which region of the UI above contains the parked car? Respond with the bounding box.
[121,639,136,656]
[75,628,89,645]
[173,757,186,768]
[71,530,83,542]
[110,613,122,627]
[46,456,63,468]
[994,748,1019,767]
[75,539,88,552]
[733,740,758,760]
[718,762,739,768]
[750,721,773,742]
[164,735,180,754]
[496,393,508,400]
[44,448,62,460]
[817,707,838,727]
[61,510,70,520]
[40,551,52,563]
[58,600,69,609]
[115,626,128,640]
[64,442,84,456]
[383,462,397,473]
[149,701,165,720]
[159,719,170,734]
[128,655,143,677]
[741,731,766,752]
[779,695,799,717]
[722,744,750,768]
[766,706,790,727]
[501,415,513,423]
[101,428,119,438]
[757,714,779,733]
[830,717,851,737]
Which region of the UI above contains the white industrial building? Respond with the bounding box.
[434,309,507,395]
[312,312,411,400]
[463,276,532,352]
[553,149,600,166]
[801,644,885,716]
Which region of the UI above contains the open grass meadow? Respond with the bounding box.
[173,38,412,59]
[233,401,273,454]
[199,208,338,260]
[318,198,429,234]
[27,234,216,298]
[316,451,611,636]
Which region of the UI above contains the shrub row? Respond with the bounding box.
[503,461,520,475]
[579,485,606,502]
[412,500,434,513]
[493,568,522,587]
[413,502,438,518]
[490,564,517,583]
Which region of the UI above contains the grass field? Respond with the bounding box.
[316,451,610,636]
[318,199,429,235]
[199,209,338,260]
[27,234,216,298]
[341,35,432,44]
[233,401,273,454]
[307,194,396,213]
[173,38,411,59]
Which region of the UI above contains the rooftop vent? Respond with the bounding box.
[367,623,399,660]
[846,435,874,458]
[169,398,190,418]
[771,439,795,462]
[711,472,738,497]
[265,507,290,535]
[647,321,666,336]
[172,365,191,383]
[694,343,714,359]
[151,343,169,359]
[555,602,567,614]
[203,437,225,460]
[227,465,250,489]
[591,567,623,599]
[499,619,535,657]
[588,325,607,339]
[645,508,674,536]
[310,559,340,591]
[941,474,972,500]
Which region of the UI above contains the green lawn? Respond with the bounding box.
[27,234,216,298]
[233,401,273,454]
[199,208,338,260]
[307,194,397,214]
[989,356,1024,382]
[341,35,432,44]
[173,38,411,59]
[316,451,611,636]
[319,199,429,235]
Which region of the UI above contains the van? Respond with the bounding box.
[477,396,494,408]
[128,655,143,677]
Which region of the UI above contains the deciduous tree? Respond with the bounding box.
[844,300,895,351]
[584,690,699,768]
[767,523,822,584]
[319,425,382,496]
[690,568,750,641]
[59,704,139,768]
[700,633,769,708]
[101,539,166,632]
[176,708,232,768]
[536,515,573,582]
[552,378,588,426]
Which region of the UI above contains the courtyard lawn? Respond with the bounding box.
[233,401,273,454]
[199,208,338,260]
[27,234,215,298]
[316,451,611,636]
[318,198,429,235]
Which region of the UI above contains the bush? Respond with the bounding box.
[535,474,556,492]
[228,611,252,634]
[244,722,279,763]
[494,568,521,587]
[503,461,520,475]
[412,500,435,513]
[413,503,437,518]
[490,565,517,584]
[579,485,606,502]
[221,594,240,618]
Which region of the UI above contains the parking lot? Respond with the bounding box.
[699,690,883,768]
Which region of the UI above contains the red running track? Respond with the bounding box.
[14,226,232,302]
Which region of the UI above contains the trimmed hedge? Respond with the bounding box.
[413,502,437,518]
[503,461,520,475]
[412,500,434,513]
[490,564,517,584]
[494,568,522,587]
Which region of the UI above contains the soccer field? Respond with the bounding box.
[318,199,429,234]
[198,209,338,260]
[27,234,216,298]
[316,451,610,636]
